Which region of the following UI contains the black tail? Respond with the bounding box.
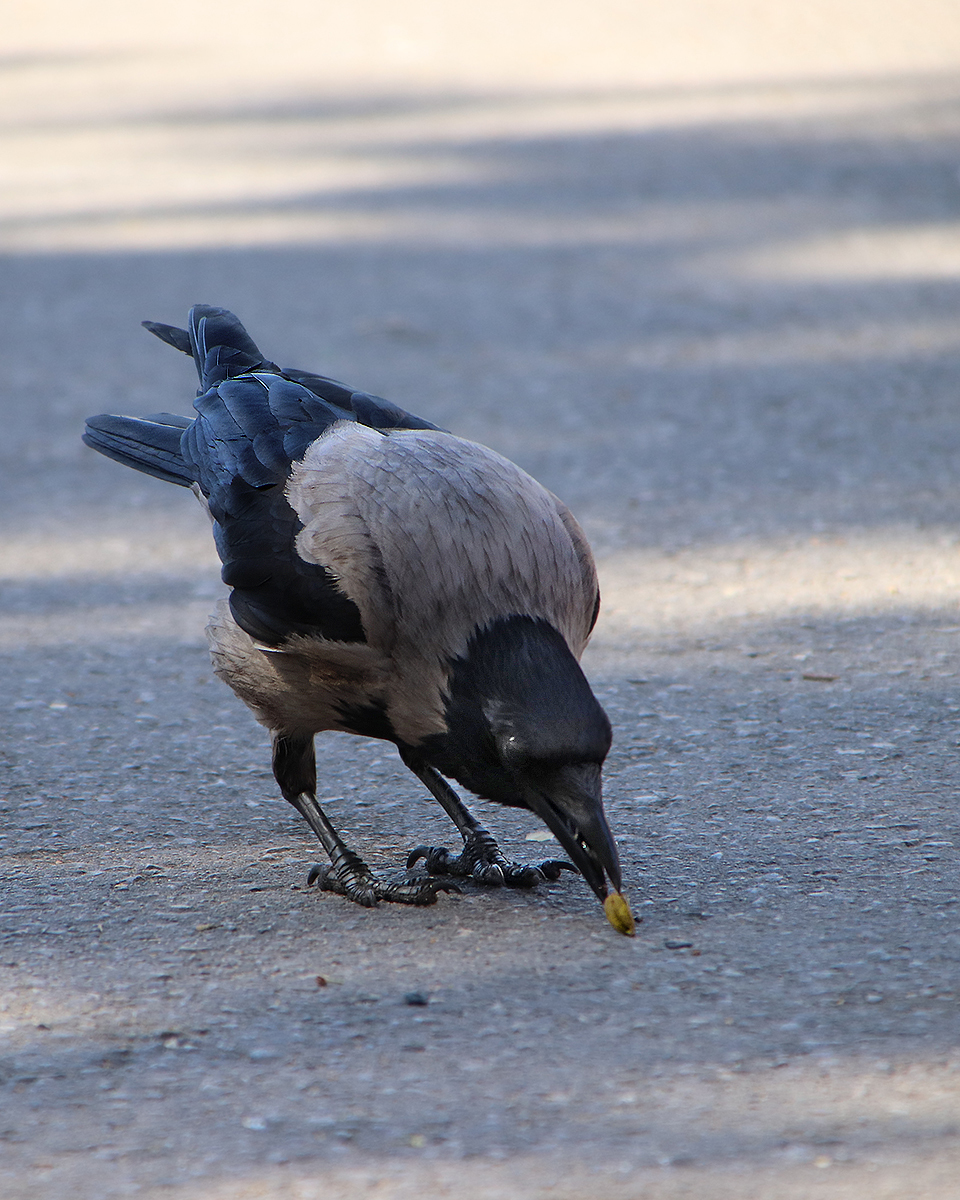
[83,303,448,644]
[85,304,444,494]
[143,304,276,393]
[144,305,441,432]
[82,411,195,488]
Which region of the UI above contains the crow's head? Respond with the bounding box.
[484,673,618,903]
[432,616,622,904]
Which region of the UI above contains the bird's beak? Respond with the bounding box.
[523,762,621,903]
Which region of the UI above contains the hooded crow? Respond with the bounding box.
[83,305,634,933]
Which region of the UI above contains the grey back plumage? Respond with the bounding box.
[287,423,599,744]
[84,303,602,758]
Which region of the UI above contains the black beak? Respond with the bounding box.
[523,763,621,902]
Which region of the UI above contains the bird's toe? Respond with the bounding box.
[406,845,457,873]
[307,861,459,907]
[500,862,546,888]
[535,859,579,882]
[402,832,579,892]
[307,862,379,907]
[472,861,506,886]
[376,875,461,906]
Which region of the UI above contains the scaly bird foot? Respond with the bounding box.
[306,862,458,906]
[406,827,577,889]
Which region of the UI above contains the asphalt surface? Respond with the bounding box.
[4,14,960,1199]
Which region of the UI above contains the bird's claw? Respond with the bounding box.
[307,862,458,907]
[406,837,577,890]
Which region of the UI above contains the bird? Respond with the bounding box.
[83,305,635,934]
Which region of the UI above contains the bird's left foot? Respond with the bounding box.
[406,827,577,888]
[306,862,457,906]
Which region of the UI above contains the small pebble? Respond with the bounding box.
[404,991,428,1006]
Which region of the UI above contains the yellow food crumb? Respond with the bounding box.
[604,892,637,936]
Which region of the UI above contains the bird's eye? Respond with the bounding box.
[497,732,528,768]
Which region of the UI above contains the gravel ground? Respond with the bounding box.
[3,6,960,1198]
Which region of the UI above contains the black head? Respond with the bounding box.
[424,615,620,900]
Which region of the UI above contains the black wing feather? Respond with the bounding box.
[85,303,440,646]
[351,391,443,432]
[182,368,367,645]
[279,368,359,410]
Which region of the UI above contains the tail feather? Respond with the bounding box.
[189,304,264,364]
[88,304,442,498]
[82,413,194,488]
[142,411,193,429]
[83,302,444,646]
[142,305,443,432]
[189,305,279,392]
[142,321,192,357]
[144,306,276,392]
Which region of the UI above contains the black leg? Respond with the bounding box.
[273,734,453,906]
[399,750,577,888]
